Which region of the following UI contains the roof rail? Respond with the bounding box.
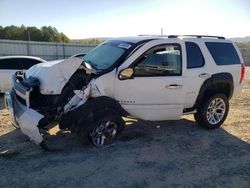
[138,34,168,37]
[138,34,225,39]
[168,35,225,39]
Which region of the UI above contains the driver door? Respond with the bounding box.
[114,41,185,121]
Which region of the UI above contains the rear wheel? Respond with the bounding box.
[194,93,229,129]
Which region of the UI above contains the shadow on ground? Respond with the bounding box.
[0,118,250,187]
[0,94,5,110]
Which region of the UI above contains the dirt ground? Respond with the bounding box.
[0,69,250,188]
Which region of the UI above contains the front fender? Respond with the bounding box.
[59,96,128,129]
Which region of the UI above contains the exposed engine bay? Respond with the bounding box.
[11,58,98,146]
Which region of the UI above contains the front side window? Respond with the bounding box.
[205,42,241,65]
[83,41,132,70]
[186,42,204,68]
[133,44,181,76]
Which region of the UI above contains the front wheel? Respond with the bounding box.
[194,93,229,129]
[80,111,125,147]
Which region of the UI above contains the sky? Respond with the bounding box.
[0,0,249,39]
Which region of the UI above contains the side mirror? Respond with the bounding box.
[119,68,134,80]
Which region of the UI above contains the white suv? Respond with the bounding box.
[5,35,245,150]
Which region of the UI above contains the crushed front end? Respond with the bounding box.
[4,58,95,148]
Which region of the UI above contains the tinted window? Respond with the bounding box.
[0,58,41,70]
[0,58,23,69]
[206,42,241,65]
[134,44,181,76]
[186,42,204,68]
[21,59,41,69]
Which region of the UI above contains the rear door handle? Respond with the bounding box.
[166,84,182,89]
[199,73,210,78]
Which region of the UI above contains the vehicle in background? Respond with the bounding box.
[70,53,86,59]
[0,56,45,93]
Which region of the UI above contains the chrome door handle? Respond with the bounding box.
[199,73,210,78]
[166,84,182,89]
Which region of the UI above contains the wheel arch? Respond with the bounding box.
[183,72,234,113]
[59,96,128,129]
[195,72,234,107]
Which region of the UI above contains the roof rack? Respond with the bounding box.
[168,35,225,39]
[138,34,168,37]
[138,34,225,39]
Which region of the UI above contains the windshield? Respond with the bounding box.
[82,41,132,70]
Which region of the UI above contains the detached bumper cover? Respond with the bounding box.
[4,91,44,144]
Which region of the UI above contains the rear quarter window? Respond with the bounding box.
[205,42,241,65]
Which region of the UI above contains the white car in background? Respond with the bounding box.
[0,56,45,93]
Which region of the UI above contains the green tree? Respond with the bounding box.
[60,32,70,43]
[0,25,70,43]
[26,26,42,41]
[41,26,56,42]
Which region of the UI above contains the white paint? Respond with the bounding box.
[15,100,44,144]
[26,58,82,95]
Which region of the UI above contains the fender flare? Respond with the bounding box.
[59,96,128,129]
[196,72,234,105]
[184,72,234,113]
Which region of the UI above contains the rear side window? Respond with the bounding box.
[186,42,204,68]
[0,58,41,70]
[21,59,41,69]
[0,58,22,69]
[205,42,241,65]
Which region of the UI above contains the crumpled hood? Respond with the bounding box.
[26,58,82,95]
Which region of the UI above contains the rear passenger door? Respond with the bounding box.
[184,42,209,109]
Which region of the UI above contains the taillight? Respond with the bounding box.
[240,63,245,84]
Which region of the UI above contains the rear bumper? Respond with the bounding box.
[4,90,44,144]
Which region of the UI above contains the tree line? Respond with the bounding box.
[71,38,105,45]
[0,25,70,43]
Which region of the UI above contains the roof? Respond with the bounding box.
[109,36,158,44]
[0,55,45,62]
[110,35,229,44]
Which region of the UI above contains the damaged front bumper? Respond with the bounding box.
[4,90,44,145]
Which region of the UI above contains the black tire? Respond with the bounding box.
[79,110,125,147]
[194,93,229,129]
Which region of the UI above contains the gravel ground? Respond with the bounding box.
[0,69,249,188]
